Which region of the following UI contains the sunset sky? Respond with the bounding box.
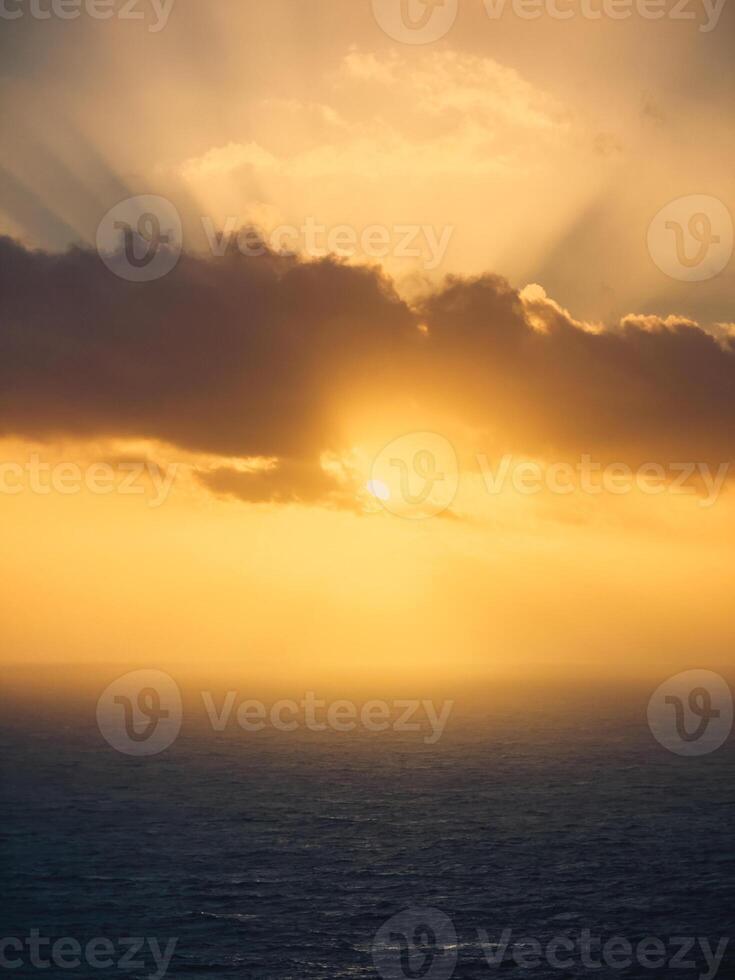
[1,0,733,702]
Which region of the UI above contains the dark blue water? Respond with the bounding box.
[3,703,734,979]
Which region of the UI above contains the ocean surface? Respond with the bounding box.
[3,699,734,979]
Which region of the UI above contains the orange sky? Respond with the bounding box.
[1,0,733,700]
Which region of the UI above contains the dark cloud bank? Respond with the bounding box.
[1,236,733,504]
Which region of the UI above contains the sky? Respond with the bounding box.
[1,0,733,702]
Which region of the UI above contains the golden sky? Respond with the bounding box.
[1,0,733,699]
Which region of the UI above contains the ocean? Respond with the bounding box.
[3,697,734,979]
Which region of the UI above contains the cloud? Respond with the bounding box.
[1,235,734,509]
[179,51,568,188]
[198,456,357,510]
[421,275,735,464]
[0,235,413,461]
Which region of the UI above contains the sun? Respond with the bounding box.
[366,478,391,502]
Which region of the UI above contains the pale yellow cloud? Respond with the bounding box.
[180,50,569,187]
